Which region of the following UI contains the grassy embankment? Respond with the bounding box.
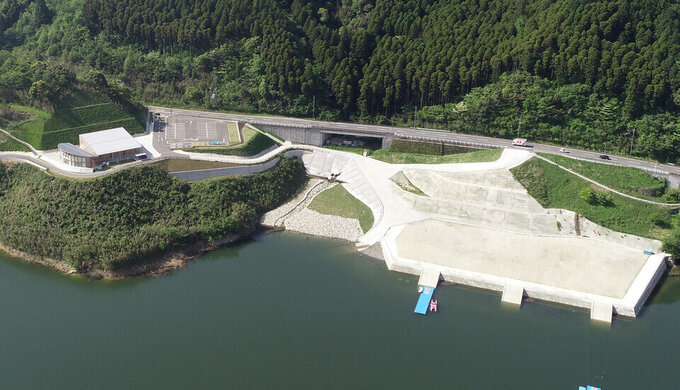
[0,133,31,152]
[510,157,674,239]
[1,89,145,151]
[539,153,672,201]
[372,147,502,164]
[151,159,238,173]
[187,125,277,156]
[370,138,502,164]
[0,157,307,273]
[308,184,374,233]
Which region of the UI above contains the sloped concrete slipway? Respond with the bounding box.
[299,147,667,323]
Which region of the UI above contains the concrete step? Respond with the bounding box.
[321,153,336,175]
[591,302,613,324]
[501,285,524,306]
[331,155,349,175]
[307,152,328,176]
[418,267,441,288]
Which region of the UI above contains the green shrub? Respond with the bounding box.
[579,187,613,206]
[662,229,680,259]
[650,211,671,228]
[596,192,614,207]
[579,187,598,205]
[664,189,680,203]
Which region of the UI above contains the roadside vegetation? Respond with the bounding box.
[0,158,307,272]
[539,153,672,201]
[510,157,673,239]
[151,159,237,173]
[309,184,374,233]
[372,147,502,164]
[186,130,276,157]
[388,139,486,155]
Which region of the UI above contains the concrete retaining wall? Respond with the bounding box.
[381,224,667,320]
[260,125,325,146]
[169,157,280,181]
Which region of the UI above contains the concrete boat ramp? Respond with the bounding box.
[299,147,668,323]
[383,220,667,323]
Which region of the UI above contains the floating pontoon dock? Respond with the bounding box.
[414,267,441,315]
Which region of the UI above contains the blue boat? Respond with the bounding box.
[414,287,434,315]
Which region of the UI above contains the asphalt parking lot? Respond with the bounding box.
[162,115,239,149]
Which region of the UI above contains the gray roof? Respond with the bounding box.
[79,127,142,156]
[58,143,97,158]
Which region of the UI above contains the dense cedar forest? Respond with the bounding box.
[0,0,679,159]
[0,158,307,272]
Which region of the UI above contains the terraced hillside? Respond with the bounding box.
[3,90,146,150]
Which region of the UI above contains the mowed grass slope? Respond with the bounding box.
[510,157,672,238]
[151,159,236,173]
[188,127,276,157]
[6,90,145,150]
[308,184,374,233]
[539,153,668,200]
[371,147,502,164]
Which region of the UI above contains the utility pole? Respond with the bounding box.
[630,127,636,155]
[516,115,522,138]
[312,95,315,120]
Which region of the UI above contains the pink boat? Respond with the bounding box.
[429,299,438,312]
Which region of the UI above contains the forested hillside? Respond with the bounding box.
[0,158,307,272]
[1,0,679,159]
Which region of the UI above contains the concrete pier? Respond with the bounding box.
[501,285,525,306]
[418,267,441,288]
[591,302,613,323]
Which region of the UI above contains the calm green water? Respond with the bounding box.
[1,231,679,389]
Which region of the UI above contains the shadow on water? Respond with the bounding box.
[648,273,680,305]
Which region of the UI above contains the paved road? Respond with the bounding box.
[149,105,680,179]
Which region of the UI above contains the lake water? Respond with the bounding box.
[1,231,679,389]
